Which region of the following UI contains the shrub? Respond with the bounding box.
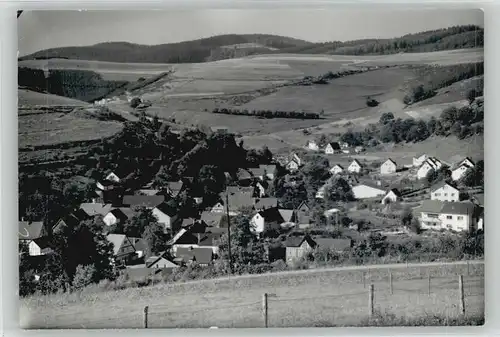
[130,97,141,108]
[72,264,97,290]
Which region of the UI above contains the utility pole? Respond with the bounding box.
[226,193,233,275]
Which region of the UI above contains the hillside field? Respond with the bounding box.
[20,261,483,329]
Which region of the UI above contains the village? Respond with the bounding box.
[19,130,484,284]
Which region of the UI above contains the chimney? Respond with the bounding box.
[21,217,24,221]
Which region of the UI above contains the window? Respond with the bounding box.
[434,193,440,196]
[428,213,439,219]
[451,193,455,197]
[446,215,453,220]
[444,193,448,196]
[457,216,463,221]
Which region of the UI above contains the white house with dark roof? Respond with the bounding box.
[152,203,178,232]
[330,164,344,175]
[430,181,460,202]
[286,159,300,172]
[413,154,428,167]
[416,200,477,232]
[381,189,402,204]
[324,142,341,155]
[417,157,443,180]
[380,159,397,175]
[348,160,362,173]
[451,158,475,181]
[307,140,319,151]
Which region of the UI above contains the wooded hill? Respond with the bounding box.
[19,26,483,64]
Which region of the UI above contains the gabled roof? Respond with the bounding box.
[297,201,310,212]
[414,153,427,159]
[350,159,362,167]
[145,254,178,268]
[383,158,397,166]
[79,203,113,217]
[259,164,276,173]
[278,209,295,223]
[226,186,254,194]
[285,235,316,248]
[166,181,184,195]
[154,202,177,217]
[31,236,55,250]
[122,195,165,208]
[176,247,213,264]
[18,221,44,240]
[441,201,476,215]
[200,211,225,227]
[128,237,149,253]
[331,164,344,169]
[257,207,285,224]
[430,181,458,193]
[106,167,134,180]
[418,200,445,214]
[137,189,159,196]
[106,234,132,256]
[198,232,223,246]
[473,194,484,206]
[218,190,254,212]
[353,182,385,192]
[53,210,90,232]
[236,168,253,180]
[385,188,402,197]
[254,197,278,210]
[314,238,352,251]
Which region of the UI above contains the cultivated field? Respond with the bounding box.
[18,89,90,107]
[20,261,484,329]
[18,109,123,149]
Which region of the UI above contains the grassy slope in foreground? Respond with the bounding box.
[20,261,484,329]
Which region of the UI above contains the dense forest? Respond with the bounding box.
[18,67,128,102]
[19,26,483,64]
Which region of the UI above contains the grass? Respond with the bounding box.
[20,261,483,329]
[18,108,123,149]
[18,89,90,107]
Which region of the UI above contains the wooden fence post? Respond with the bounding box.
[363,271,366,289]
[143,305,149,328]
[467,261,470,276]
[428,274,431,295]
[262,293,268,328]
[389,271,393,295]
[459,275,465,315]
[369,284,374,317]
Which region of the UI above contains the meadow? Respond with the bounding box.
[20,261,483,329]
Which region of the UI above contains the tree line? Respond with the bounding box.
[212,107,321,120]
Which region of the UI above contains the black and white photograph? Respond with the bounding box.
[17,8,484,329]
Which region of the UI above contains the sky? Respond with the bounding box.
[18,9,484,56]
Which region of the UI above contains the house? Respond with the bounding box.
[236,169,253,183]
[52,210,90,234]
[122,195,165,209]
[103,208,134,227]
[27,237,55,256]
[381,189,402,204]
[79,203,113,217]
[285,235,316,262]
[212,189,254,215]
[278,209,296,224]
[352,182,386,199]
[171,228,223,255]
[106,234,137,266]
[314,238,352,252]
[342,149,350,154]
[18,221,44,241]
[430,181,460,202]
[128,237,149,259]
[380,159,397,175]
[289,153,302,167]
[413,154,428,167]
[307,140,319,151]
[152,203,178,232]
[146,254,179,269]
[254,181,267,198]
[472,194,484,207]
[315,183,328,199]
[96,180,117,191]
[348,160,362,173]
[340,142,349,149]
[355,146,365,153]
[162,181,184,197]
[416,157,443,180]
[325,142,341,154]
[249,165,276,181]
[451,158,475,181]
[200,211,226,228]
[254,197,278,211]
[175,247,213,266]
[286,159,300,172]
[417,200,477,232]
[330,164,344,175]
[105,168,133,183]
[136,189,159,196]
[250,208,284,234]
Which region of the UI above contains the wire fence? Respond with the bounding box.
[23,262,484,329]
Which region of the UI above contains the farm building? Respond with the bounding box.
[430,181,460,202]
[27,237,54,257]
[106,234,138,266]
[352,182,385,199]
[330,164,344,175]
[324,142,341,154]
[416,157,443,180]
[285,235,316,262]
[307,140,319,151]
[413,154,428,167]
[212,188,254,215]
[416,200,478,232]
[146,254,179,269]
[451,158,475,181]
[286,159,300,172]
[348,159,362,173]
[381,189,402,204]
[380,159,397,175]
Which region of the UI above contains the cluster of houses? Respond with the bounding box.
[306,140,365,155]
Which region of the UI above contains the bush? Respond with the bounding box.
[72,264,97,289]
[130,97,141,108]
[366,97,379,107]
